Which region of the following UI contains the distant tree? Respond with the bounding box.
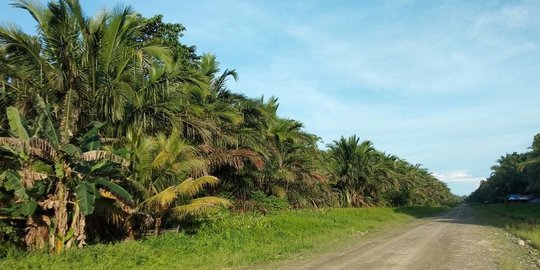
[134,15,198,69]
[470,133,540,202]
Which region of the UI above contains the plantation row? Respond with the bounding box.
[0,0,457,253]
[469,134,540,202]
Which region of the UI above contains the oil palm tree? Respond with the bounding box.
[121,130,230,235]
[328,136,381,206]
[140,175,230,235]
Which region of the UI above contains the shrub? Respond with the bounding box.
[250,191,289,213]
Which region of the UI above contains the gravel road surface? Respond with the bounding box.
[284,204,501,270]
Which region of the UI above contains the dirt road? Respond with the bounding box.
[283,204,502,270]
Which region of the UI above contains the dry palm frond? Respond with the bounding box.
[199,145,265,171]
[168,196,231,218]
[176,176,219,197]
[81,150,129,167]
[38,196,57,210]
[0,137,25,149]
[24,215,50,250]
[27,138,56,159]
[0,137,57,159]
[21,169,48,188]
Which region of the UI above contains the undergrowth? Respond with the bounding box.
[0,206,448,270]
[471,203,540,249]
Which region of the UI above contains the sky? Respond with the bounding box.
[1,0,539,196]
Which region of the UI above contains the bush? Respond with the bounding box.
[250,191,289,212]
[0,220,21,258]
[384,190,411,206]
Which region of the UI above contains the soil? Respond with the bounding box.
[272,204,539,270]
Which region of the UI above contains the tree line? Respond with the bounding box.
[0,0,457,253]
[469,134,540,203]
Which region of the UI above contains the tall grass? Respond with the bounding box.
[0,206,448,270]
[471,203,540,249]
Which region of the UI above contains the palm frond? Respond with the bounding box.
[81,150,129,167]
[168,196,231,218]
[170,158,208,177]
[199,145,265,171]
[517,157,540,171]
[140,185,176,213]
[92,199,129,227]
[59,89,80,143]
[11,0,51,28]
[21,169,48,188]
[176,176,219,197]
[0,137,58,159]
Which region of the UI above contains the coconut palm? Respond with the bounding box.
[0,0,174,133]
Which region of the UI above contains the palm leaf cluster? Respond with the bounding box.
[327,135,456,207]
[0,0,457,253]
[470,134,540,202]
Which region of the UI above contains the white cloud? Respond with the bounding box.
[433,171,485,184]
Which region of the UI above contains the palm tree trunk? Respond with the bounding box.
[154,217,162,236]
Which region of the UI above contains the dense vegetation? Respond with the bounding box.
[0,0,457,254]
[0,207,448,269]
[469,134,540,202]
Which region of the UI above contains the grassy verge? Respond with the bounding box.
[0,206,448,270]
[471,203,540,249]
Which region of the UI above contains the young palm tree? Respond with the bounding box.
[141,176,230,235]
[121,130,230,235]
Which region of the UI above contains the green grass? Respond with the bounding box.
[0,206,449,270]
[471,203,540,249]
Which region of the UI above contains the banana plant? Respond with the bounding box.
[0,101,132,252]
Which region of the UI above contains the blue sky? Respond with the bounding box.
[2,0,540,195]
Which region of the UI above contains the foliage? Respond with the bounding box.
[327,135,457,207]
[469,134,540,202]
[135,15,198,69]
[0,0,457,254]
[140,175,231,235]
[250,191,289,212]
[0,206,448,269]
[0,105,131,252]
